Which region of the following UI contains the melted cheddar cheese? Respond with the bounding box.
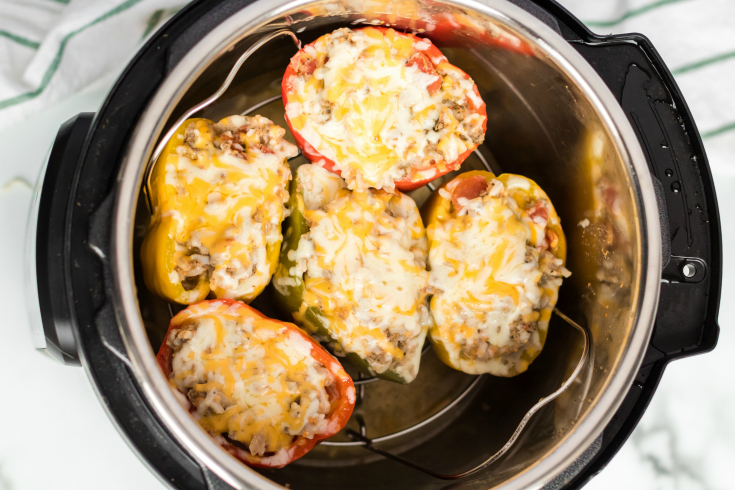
[157,115,297,302]
[284,27,486,191]
[167,301,338,459]
[428,176,569,376]
[284,164,431,382]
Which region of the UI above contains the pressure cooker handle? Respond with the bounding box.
[34,112,96,366]
[35,112,141,368]
[566,37,721,364]
[521,1,722,360]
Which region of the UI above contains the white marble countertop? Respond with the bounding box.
[1,5,734,490]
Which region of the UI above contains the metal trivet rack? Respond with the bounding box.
[144,27,591,481]
[345,308,589,480]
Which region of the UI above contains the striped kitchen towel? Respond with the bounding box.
[557,0,735,174]
[0,0,186,132]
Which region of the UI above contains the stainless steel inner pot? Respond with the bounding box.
[112,0,663,488]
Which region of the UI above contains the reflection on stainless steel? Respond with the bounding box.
[345,307,589,480]
[239,94,283,116]
[115,1,662,489]
[552,127,637,433]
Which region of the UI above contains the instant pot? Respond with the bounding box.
[26,0,722,488]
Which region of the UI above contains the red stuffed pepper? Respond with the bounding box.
[282,26,487,192]
[157,299,355,468]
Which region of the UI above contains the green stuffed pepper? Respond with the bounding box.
[272,164,432,384]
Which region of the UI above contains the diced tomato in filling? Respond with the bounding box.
[528,201,549,224]
[451,175,488,208]
[406,52,442,94]
[294,54,318,76]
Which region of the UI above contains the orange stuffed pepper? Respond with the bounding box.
[157,299,355,467]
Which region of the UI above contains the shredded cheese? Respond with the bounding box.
[167,302,335,457]
[288,164,431,382]
[428,176,566,375]
[284,27,486,191]
[159,115,298,301]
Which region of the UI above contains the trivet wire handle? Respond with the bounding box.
[142,28,300,212]
[347,307,591,481]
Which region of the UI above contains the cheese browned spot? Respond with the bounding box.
[162,115,298,302]
[428,176,569,376]
[284,27,486,191]
[167,301,336,457]
[285,164,431,382]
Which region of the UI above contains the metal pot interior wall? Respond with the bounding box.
[123,1,653,488]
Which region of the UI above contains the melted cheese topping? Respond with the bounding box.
[284,27,486,191]
[428,178,566,375]
[288,164,431,382]
[167,302,336,457]
[159,115,298,301]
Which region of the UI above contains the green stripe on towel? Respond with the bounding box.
[702,122,735,140]
[141,9,165,40]
[672,50,735,76]
[0,30,40,49]
[586,0,689,28]
[0,0,144,111]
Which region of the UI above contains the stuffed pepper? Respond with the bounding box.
[423,171,569,376]
[282,26,487,192]
[272,164,432,384]
[157,299,355,468]
[141,115,298,304]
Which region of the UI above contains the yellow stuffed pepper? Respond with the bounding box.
[422,171,569,376]
[141,115,298,304]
